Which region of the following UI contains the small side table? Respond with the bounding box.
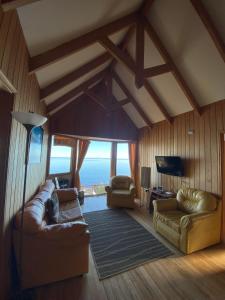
[148,189,176,213]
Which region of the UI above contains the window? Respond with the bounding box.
[80,141,111,195]
[49,138,72,174]
[116,143,131,176]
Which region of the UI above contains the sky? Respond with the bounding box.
[51,140,129,159]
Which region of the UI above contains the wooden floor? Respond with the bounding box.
[34,196,225,300]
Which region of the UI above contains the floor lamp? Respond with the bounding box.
[11,112,47,295]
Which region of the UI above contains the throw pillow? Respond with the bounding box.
[46,192,59,224]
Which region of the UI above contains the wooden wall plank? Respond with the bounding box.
[138,100,225,205]
[0,9,48,299]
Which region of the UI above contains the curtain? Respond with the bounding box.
[129,143,137,181]
[74,139,90,189]
[110,142,117,177]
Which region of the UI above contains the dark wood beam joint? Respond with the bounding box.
[135,17,145,88]
[144,63,172,78]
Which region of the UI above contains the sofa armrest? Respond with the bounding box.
[129,183,136,195]
[36,221,89,241]
[153,198,177,212]
[55,188,78,203]
[180,211,218,230]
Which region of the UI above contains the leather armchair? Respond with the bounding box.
[105,176,136,208]
[153,188,221,254]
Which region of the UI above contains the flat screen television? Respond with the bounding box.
[155,156,184,177]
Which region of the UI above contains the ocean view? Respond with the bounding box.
[49,157,130,186]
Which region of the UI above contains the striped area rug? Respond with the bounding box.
[84,209,172,279]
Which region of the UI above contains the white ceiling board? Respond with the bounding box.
[36,43,107,87]
[112,79,126,100]
[17,0,141,56]
[115,62,165,123]
[127,30,165,68]
[123,103,146,128]
[44,62,109,105]
[148,0,225,106]
[35,27,126,88]
[148,74,193,117]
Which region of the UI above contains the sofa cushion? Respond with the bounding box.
[177,188,217,214]
[155,210,187,233]
[111,176,131,190]
[39,179,55,195]
[15,198,45,233]
[46,192,59,224]
[58,200,83,223]
[56,188,78,203]
[112,189,131,196]
[34,190,52,204]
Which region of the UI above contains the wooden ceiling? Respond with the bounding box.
[2,0,225,128]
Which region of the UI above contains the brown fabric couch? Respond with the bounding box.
[13,180,90,289]
[105,176,136,208]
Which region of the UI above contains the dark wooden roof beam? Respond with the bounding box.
[47,69,106,114]
[40,52,111,100]
[99,37,136,74]
[112,70,152,128]
[144,63,172,77]
[190,0,225,64]
[143,16,201,115]
[135,19,145,88]
[1,0,40,11]
[85,89,109,111]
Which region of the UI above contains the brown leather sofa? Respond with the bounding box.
[153,188,221,254]
[13,180,90,289]
[105,176,136,208]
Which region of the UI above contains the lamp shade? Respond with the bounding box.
[141,167,151,189]
[12,111,47,127]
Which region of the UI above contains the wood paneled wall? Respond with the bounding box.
[50,83,138,141]
[138,100,225,202]
[0,9,48,299]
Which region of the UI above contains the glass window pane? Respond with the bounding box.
[116,143,131,176]
[80,141,111,195]
[49,138,72,174]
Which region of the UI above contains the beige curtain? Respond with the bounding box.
[74,139,90,189]
[110,142,117,177]
[129,143,137,181]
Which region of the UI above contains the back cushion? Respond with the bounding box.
[46,192,59,224]
[39,179,55,195]
[112,176,132,190]
[177,188,217,214]
[15,198,45,233]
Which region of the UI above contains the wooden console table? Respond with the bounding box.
[148,189,176,213]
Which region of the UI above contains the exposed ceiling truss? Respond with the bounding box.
[6,0,224,128]
[1,0,40,12]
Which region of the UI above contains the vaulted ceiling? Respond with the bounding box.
[3,0,225,129]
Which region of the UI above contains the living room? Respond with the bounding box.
[0,0,225,299]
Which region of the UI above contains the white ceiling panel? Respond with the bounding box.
[123,103,146,128]
[17,0,141,56]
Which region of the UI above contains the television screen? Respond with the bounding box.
[29,127,43,164]
[155,156,184,177]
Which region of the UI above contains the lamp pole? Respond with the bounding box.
[11,112,47,298]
